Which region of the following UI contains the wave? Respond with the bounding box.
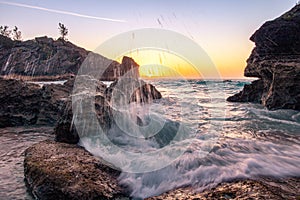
[78,79,300,198]
[118,137,300,198]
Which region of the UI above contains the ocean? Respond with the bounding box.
[1,79,300,199]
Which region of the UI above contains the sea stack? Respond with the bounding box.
[227,5,300,110]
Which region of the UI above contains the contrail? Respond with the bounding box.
[0,1,126,23]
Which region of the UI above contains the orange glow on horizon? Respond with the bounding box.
[117,50,205,79]
[116,43,252,80]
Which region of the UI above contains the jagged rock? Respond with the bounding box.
[55,76,112,144]
[106,78,162,104]
[55,76,162,144]
[102,56,140,81]
[130,81,162,103]
[0,36,139,81]
[227,5,300,110]
[24,140,128,200]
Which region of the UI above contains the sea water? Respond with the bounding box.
[80,79,300,198]
[0,79,299,199]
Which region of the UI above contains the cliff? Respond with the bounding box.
[227,5,300,110]
[0,35,139,81]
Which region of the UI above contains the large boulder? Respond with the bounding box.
[227,5,300,110]
[24,140,128,200]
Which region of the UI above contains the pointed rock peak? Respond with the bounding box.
[121,56,139,68]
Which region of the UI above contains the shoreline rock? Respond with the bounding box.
[24,140,129,200]
[0,77,71,127]
[227,5,300,110]
[55,77,162,144]
[148,178,300,200]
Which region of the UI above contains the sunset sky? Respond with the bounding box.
[0,0,297,78]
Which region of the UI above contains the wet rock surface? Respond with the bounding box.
[148,178,300,200]
[227,79,263,103]
[54,76,111,144]
[24,140,128,200]
[227,5,300,110]
[55,77,162,144]
[106,78,162,104]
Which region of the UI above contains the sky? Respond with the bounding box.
[0,0,298,79]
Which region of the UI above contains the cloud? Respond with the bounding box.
[0,1,126,23]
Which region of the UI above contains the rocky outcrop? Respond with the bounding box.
[55,77,162,144]
[227,5,300,110]
[227,79,263,103]
[0,77,71,127]
[0,36,87,76]
[106,79,162,103]
[24,140,128,200]
[102,56,140,81]
[0,36,139,81]
[54,76,112,144]
[0,72,160,133]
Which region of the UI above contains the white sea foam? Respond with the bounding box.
[78,79,300,198]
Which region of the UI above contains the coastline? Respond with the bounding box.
[0,4,299,199]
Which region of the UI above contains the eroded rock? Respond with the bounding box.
[227,5,300,110]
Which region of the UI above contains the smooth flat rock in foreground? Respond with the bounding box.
[24,140,128,200]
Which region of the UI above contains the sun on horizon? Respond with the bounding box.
[117,49,224,79]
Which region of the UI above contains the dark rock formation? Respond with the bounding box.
[148,178,300,200]
[24,140,128,200]
[0,36,87,76]
[0,36,139,81]
[0,77,71,127]
[106,78,162,104]
[55,76,111,144]
[227,5,300,110]
[102,56,140,81]
[55,77,162,144]
[227,79,263,103]
[130,81,162,103]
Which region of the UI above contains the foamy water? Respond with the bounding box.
[81,79,300,198]
[0,79,299,199]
